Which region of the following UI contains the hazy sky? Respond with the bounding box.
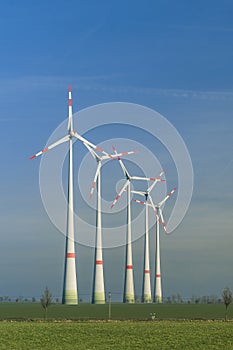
[0,0,232,301]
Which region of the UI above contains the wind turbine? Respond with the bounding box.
[83,142,137,304]
[132,170,166,303]
[111,145,157,303]
[134,187,176,303]
[30,86,111,304]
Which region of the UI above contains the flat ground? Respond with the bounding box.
[0,320,233,350]
[0,302,231,320]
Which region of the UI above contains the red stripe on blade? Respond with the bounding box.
[144,270,150,274]
[156,274,161,278]
[68,99,72,106]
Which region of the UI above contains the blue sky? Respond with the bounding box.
[0,0,233,301]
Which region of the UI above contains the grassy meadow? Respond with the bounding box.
[0,302,231,321]
[0,320,233,350]
[0,303,232,349]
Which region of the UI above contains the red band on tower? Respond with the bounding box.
[96,260,103,265]
[144,270,150,274]
[68,99,72,106]
[67,252,75,258]
[126,265,133,269]
[156,274,161,278]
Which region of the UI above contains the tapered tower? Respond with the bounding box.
[62,86,78,304]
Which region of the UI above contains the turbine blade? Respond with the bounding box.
[116,150,139,157]
[100,149,138,161]
[133,198,154,209]
[67,85,73,132]
[148,194,160,221]
[133,199,146,205]
[82,141,99,160]
[112,145,131,179]
[147,169,166,193]
[73,131,110,157]
[158,187,176,207]
[29,135,70,160]
[90,161,102,199]
[131,190,146,196]
[110,179,130,209]
[131,176,151,181]
[158,208,167,233]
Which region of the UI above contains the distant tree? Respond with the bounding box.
[176,293,183,303]
[40,286,53,320]
[210,295,218,304]
[171,294,176,303]
[222,287,232,321]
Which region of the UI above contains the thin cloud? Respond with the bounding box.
[1,76,233,102]
[123,86,233,101]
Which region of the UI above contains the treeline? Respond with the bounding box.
[0,293,228,304]
[165,294,222,304]
[0,296,60,303]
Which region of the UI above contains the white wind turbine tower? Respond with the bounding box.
[30,86,112,305]
[111,145,156,303]
[132,170,166,303]
[83,143,137,304]
[134,187,176,303]
[152,188,176,303]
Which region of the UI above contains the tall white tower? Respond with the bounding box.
[154,212,162,303]
[123,182,135,303]
[142,201,152,303]
[62,86,78,304]
[92,169,105,304]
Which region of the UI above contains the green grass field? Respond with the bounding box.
[0,302,232,320]
[0,304,232,349]
[0,320,232,350]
